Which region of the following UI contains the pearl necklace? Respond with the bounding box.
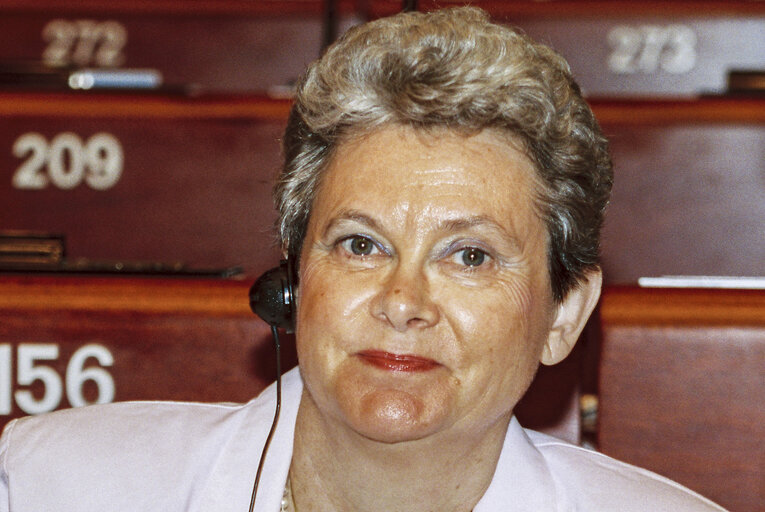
[281,477,293,512]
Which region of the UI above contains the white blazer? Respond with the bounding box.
[0,368,726,511]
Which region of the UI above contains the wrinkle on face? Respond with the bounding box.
[296,124,557,443]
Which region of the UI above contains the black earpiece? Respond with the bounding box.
[249,259,296,333]
[247,259,295,511]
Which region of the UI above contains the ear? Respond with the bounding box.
[540,269,602,366]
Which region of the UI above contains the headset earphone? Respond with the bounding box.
[249,258,297,333]
[246,258,296,512]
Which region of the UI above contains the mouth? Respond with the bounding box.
[356,350,441,372]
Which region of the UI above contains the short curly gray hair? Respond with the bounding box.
[274,6,612,302]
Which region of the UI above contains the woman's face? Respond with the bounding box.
[296,125,561,444]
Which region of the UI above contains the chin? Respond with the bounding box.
[334,374,453,444]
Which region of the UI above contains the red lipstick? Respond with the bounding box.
[357,350,441,372]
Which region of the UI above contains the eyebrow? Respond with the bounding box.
[324,210,521,249]
[438,215,505,233]
[438,215,522,249]
[322,209,385,235]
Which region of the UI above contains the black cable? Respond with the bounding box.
[322,0,338,51]
[402,0,418,12]
[248,325,283,512]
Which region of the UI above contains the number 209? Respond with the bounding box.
[12,132,123,190]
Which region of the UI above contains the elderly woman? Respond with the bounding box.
[0,7,725,512]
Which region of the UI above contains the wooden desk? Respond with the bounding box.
[1,1,763,96]
[0,92,290,277]
[0,275,287,423]
[596,98,765,284]
[599,286,765,512]
[0,0,361,93]
[373,0,765,97]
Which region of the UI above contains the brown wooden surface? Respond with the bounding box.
[0,0,360,16]
[0,275,290,422]
[0,274,256,316]
[3,94,758,123]
[0,274,581,443]
[4,93,758,123]
[592,97,765,125]
[599,286,765,512]
[599,113,764,283]
[1,2,762,96]
[600,286,765,326]
[511,19,764,97]
[2,0,765,17]
[592,98,765,285]
[0,92,292,119]
[370,2,765,97]
[4,94,761,285]
[1,93,289,277]
[0,10,357,93]
[372,0,765,17]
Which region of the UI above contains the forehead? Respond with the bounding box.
[312,125,543,233]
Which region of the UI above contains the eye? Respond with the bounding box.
[456,247,488,267]
[339,235,380,256]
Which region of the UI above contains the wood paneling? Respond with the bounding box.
[597,100,765,284]
[2,1,762,95]
[0,92,292,119]
[2,0,764,17]
[599,286,765,512]
[600,286,765,326]
[0,93,289,277]
[0,7,357,92]
[369,2,765,96]
[591,98,765,125]
[0,1,359,16]
[371,1,765,18]
[0,275,290,425]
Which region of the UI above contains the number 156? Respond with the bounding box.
[0,343,115,416]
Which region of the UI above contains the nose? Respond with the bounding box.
[372,264,440,332]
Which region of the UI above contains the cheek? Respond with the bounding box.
[444,279,537,358]
[297,265,374,334]
[492,282,553,390]
[443,279,548,404]
[294,264,334,373]
[294,267,347,418]
[294,265,377,382]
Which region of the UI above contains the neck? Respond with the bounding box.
[288,390,511,512]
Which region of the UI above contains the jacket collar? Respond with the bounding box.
[474,416,558,511]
